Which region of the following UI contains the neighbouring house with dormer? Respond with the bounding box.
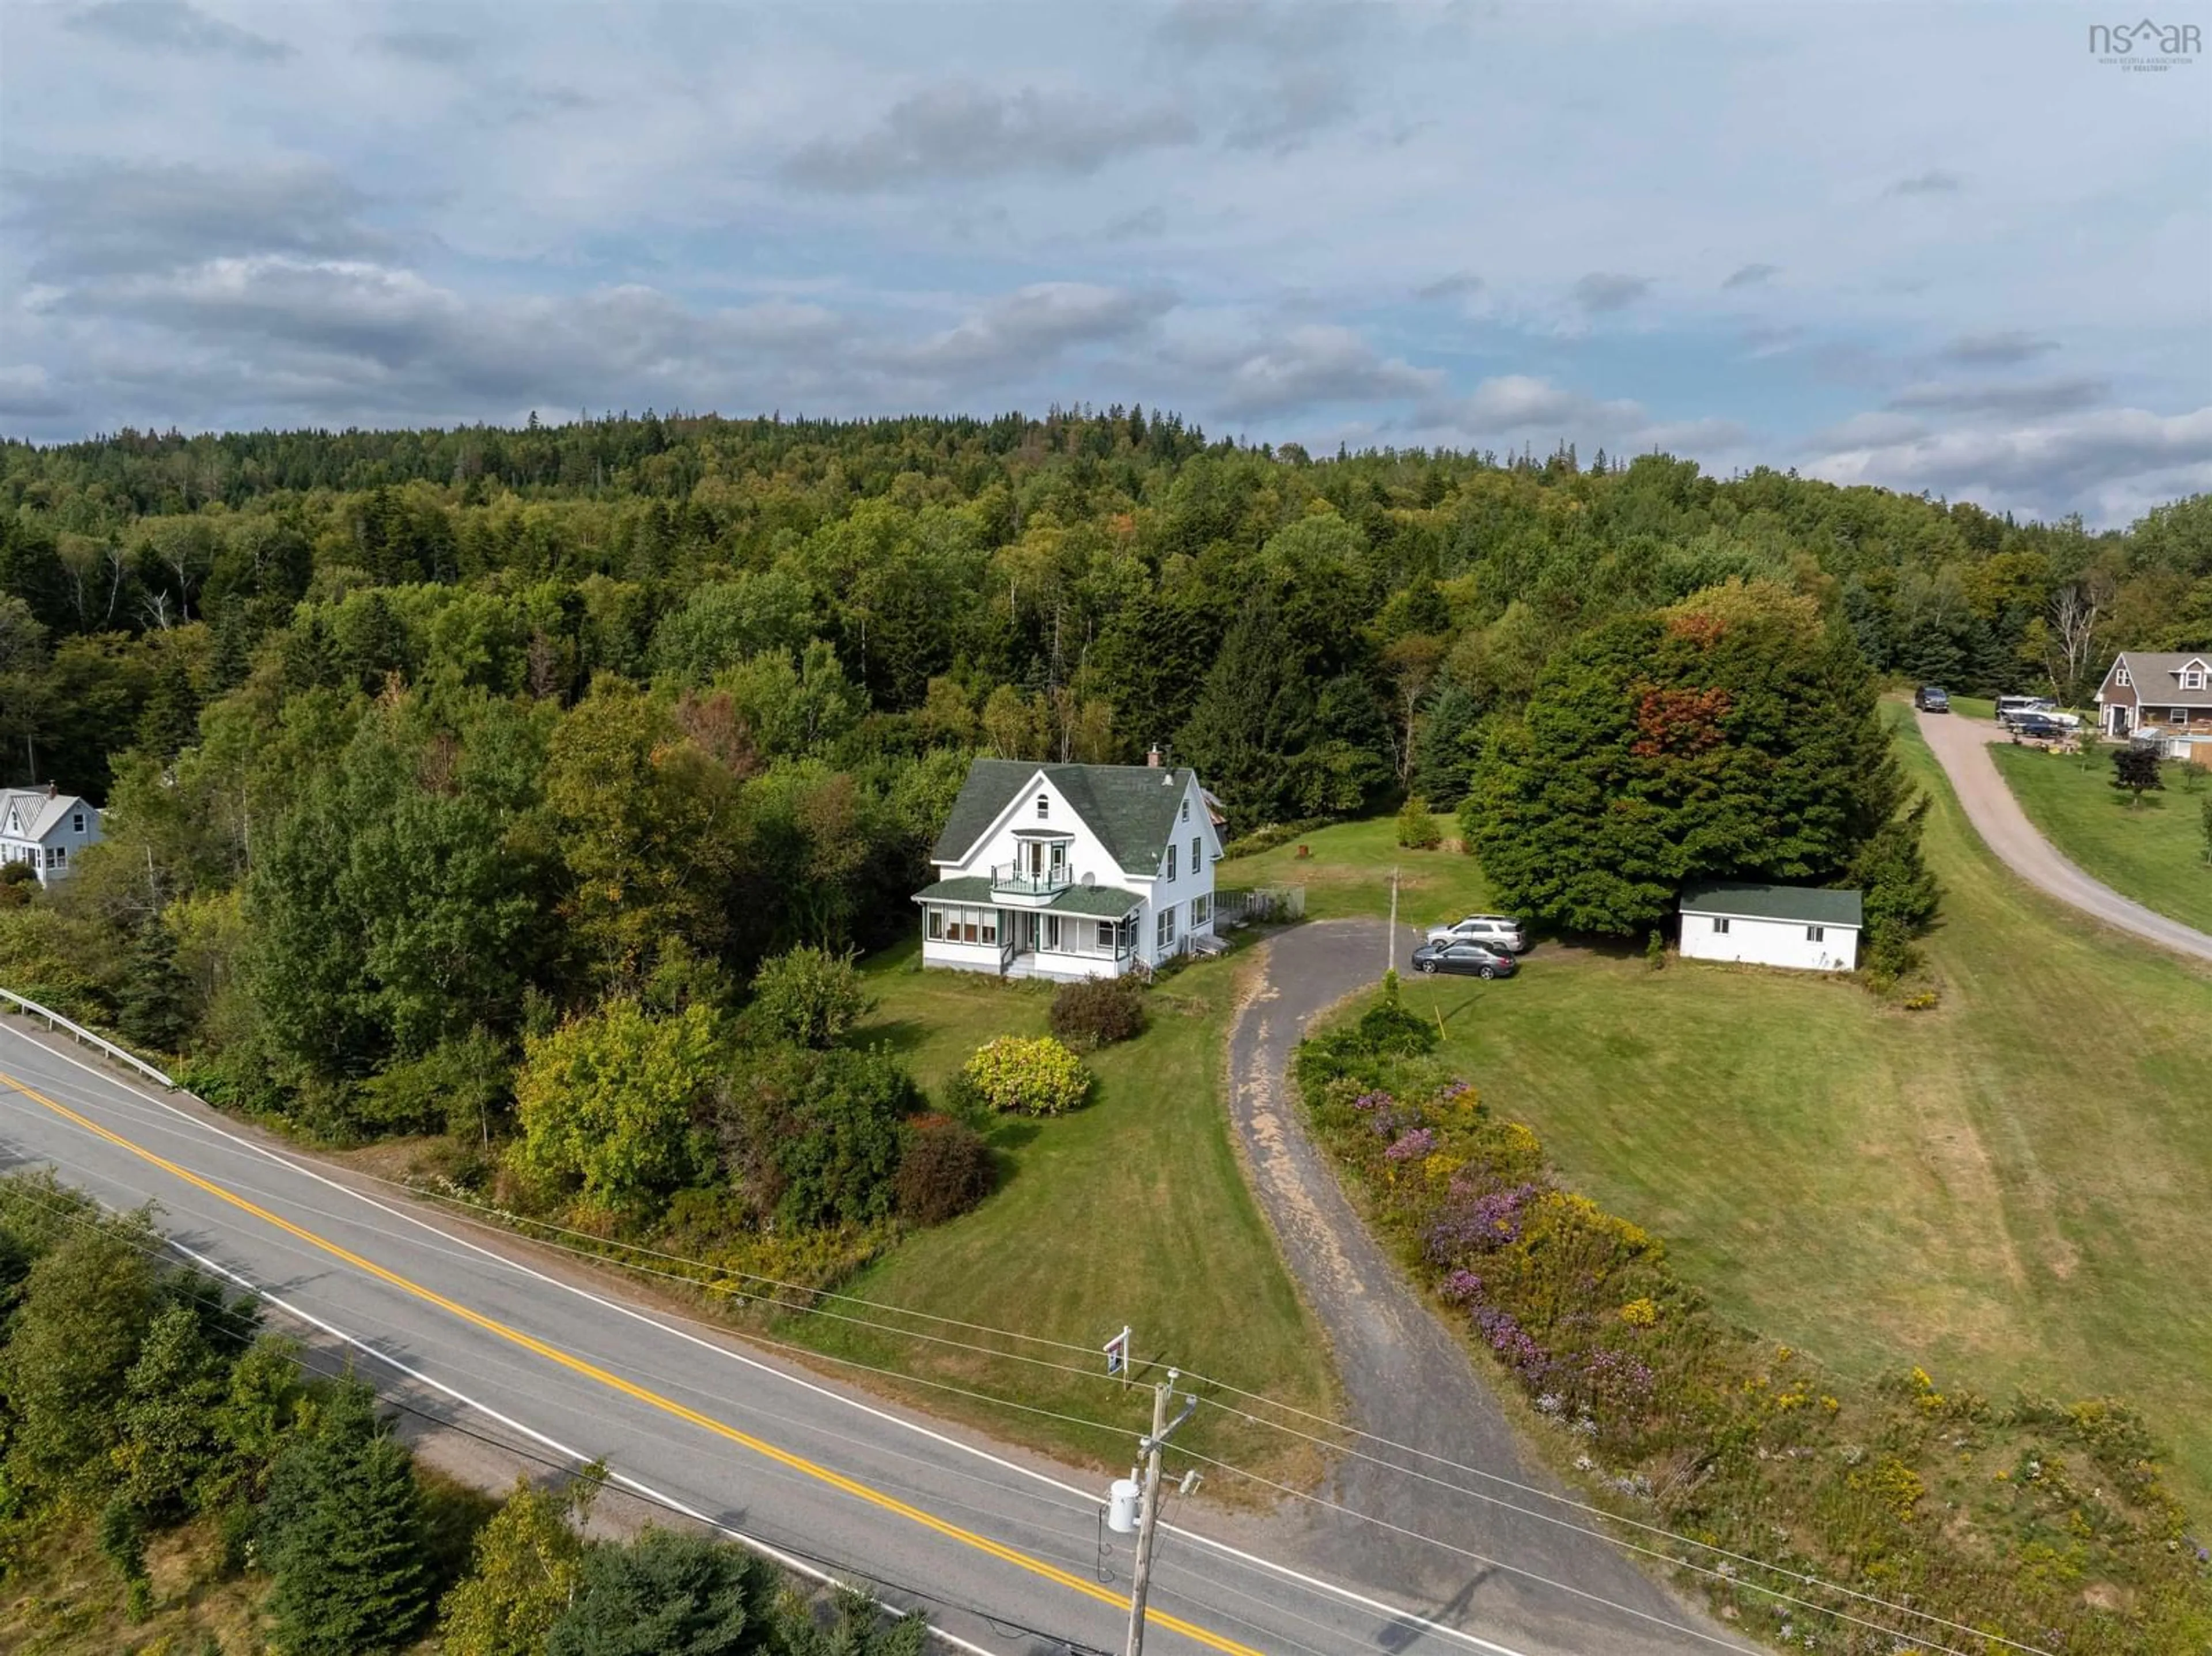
[914,753,1220,980]
[0,786,103,885]
[2096,651,2212,742]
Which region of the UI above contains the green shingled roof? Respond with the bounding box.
[929,759,1195,874]
[1047,885,1141,919]
[1678,880,1863,928]
[912,876,995,904]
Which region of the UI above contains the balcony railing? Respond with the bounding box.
[990,863,1071,896]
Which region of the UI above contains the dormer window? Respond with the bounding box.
[2113,666,2131,687]
[1036,794,1049,818]
[2184,665,2207,691]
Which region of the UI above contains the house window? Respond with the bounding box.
[2113,665,2131,686]
[930,905,999,945]
[1806,924,1825,943]
[1165,844,1177,880]
[1191,835,1201,873]
[1191,892,1211,927]
[71,812,85,833]
[1096,920,1115,949]
[1156,905,1176,949]
[48,847,66,870]
[2184,668,2206,690]
[1181,799,1189,822]
[1711,916,1731,935]
[1036,794,1049,818]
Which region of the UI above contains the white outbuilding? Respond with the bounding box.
[1677,880,1862,973]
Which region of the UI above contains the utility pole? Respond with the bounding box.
[1387,864,1400,976]
[1120,1369,1195,1656]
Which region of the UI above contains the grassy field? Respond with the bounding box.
[1217,814,1498,924]
[780,941,1336,1480]
[1380,708,2212,1510]
[1990,739,2212,934]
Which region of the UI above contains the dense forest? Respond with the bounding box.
[0,1171,928,1655]
[0,410,2206,1158]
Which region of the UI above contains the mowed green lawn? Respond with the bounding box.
[1389,709,2212,1508]
[780,942,1335,1480]
[1990,739,2212,935]
[1218,814,1499,922]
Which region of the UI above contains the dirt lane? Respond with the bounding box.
[1225,920,1736,1656]
[1913,710,2212,965]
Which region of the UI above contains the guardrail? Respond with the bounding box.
[0,987,176,1090]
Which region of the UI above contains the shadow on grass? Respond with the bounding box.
[854,1017,930,1054]
[987,1120,1041,1153]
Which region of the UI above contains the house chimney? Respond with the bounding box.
[1145,744,1162,768]
[44,782,56,799]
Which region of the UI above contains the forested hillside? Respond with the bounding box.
[0,412,2206,1144]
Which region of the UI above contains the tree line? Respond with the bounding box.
[0,412,2201,1226]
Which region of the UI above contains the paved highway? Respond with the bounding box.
[0,1015,1749,1656]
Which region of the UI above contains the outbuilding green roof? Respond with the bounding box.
[929,759,1196,874]
[1678,880,1863,929]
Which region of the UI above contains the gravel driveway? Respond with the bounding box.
[1225,919,1737,1656]
[1913,710,2212,965]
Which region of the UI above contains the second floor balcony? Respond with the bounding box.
[990,862,1072,897]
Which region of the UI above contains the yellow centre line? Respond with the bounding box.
[2,1069,1260,1656]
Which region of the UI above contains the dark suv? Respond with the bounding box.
[1914,685,1950,712]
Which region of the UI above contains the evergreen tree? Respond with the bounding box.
[135,651,200,759]
[1411,681,1482,809]
[115,923,196,1054]
[547,1530,780,1656]
[260,1378,431,1656]
[1175,597,1316,827]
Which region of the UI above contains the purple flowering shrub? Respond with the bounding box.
[1384,1126,1435,1161]
[1290,984,2212,1652]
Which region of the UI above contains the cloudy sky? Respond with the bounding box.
[2,0,2207,524]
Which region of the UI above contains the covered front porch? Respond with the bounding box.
[914,877,1142,980]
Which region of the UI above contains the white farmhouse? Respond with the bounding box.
[1677,880,1861,973]
[0,786,103,886]
[914,756,1219,979]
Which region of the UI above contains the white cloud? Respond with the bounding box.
[783,85,1198,190]
[1806,406,2212,522]
[1199,325,1443,418]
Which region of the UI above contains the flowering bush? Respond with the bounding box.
[1291,982,2212,1654]
[960,1035,1093,1117]
[1384,1127,1435,1161]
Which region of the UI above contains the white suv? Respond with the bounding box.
[1425,914,1527,953]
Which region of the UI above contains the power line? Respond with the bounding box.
[3,1060,2060,1656]
[1185,1392,2059,1656]
[0,1164,1756,1656]
[260,1142,2046,1656]
[1172,1443,2041,1656]
[0,1176,1113,1656]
